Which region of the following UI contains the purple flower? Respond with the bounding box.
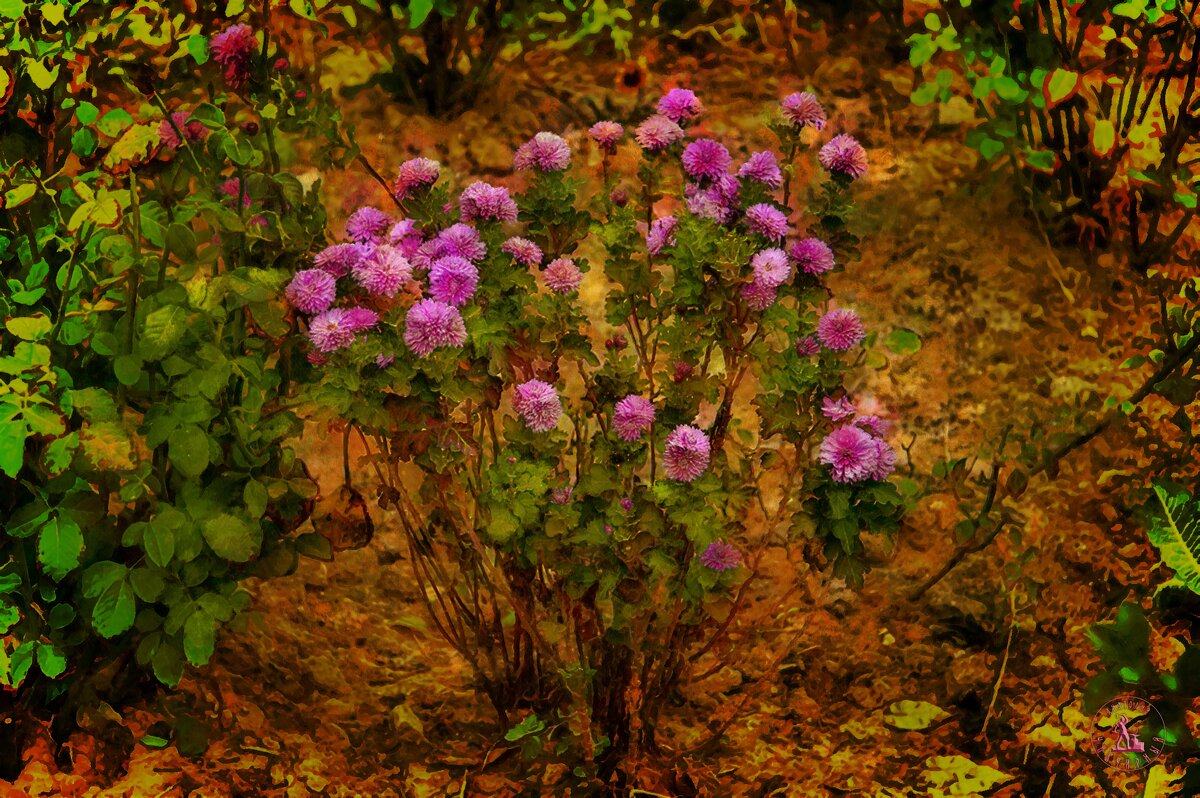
[389,219,423,249]
[376,353,395,368]
[459,181,519,223]
[410,238,441,271]
[686,175,740,224]
[613,395,655,442]
[855,415,891,438]
[819,134,868,180]
[404,299,468,358]
[550,486,574,505]
[635,115,685,151]
[435,223,487,262]
[353,245,413,297]
[346,206,392,243]
[502,236,543,267]
[543,257,583,295]
[219,178,251,208]
[663,425,711,482]
[620,497,633,512]
[514,132,571,172]
[745,203,789,241]
[158,111,207,148]
[513,379,562,432]
[790,237,835,275]
[682,138,731,181]
[657,88,703,123]
[429,256,479,307]
[796,336,820,357]
[819,425,879,483]
[817,308,866,351]
[210,24,256,88]
[343,307,379,332]
[741,281,777,311]
[646,216,679,255]
[780,91,827,130]
[738,151,782,189]
[870,438,898,481]
[395,158,440,199]
[700,540,742,571]
[314,242,372,278]
[751,248,791,289]
[308,308,358,353]
[285,269,337,315]
[821,396,857,422]
[589,120,624,152]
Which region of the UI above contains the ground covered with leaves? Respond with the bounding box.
[5,23,1191,798]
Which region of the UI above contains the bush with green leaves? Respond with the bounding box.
[292,87,906,780]
[906,0,1200,272]
[0,2,350,740]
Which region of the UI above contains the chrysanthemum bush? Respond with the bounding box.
[293,87,906,773]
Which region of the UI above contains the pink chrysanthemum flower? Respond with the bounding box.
[513,379,562,432]
[745,203,789,241]
[346,206,392,243]
[210,24,256,88]
[219,177,252,208]
[433,223,486,263]
[821,396,857,422]
[751,248,791,289]
[429,256,479,307]
[635,115,685,151]
[285,269,337,315]
[514,132,571,172]
[410,238,441,271]
[314,242,371,278]
[550,486,573,505]
[685,175,740,224]
[353,245,413,297]
[817,308,866,351]
[663,425,711,482]
[459,181,519,223]
[646,216,679,255]
[502,236,543,267]
[682,138,731,181]
[700,540,742,572]
[819,134,869,180]
[588,120,624,152]
[343,307,379,332]
[307,351,328,366]
[790,237,835,275]
[672,361,694,382]
[854,415,891,438]
[394,157,441,200]
[613,395,655,442]
[389,219,423,252]
[738,151,783,189]
[404,299,468,358]
[870,438,898,480]
[308,308,358,353]
[376,353,395,368]
[158,111,207,148]
[819,425,880,483]
[657,88,703,123]
[543,257,583,295]
[796,335,820,357]
[780,91,827,130]
[741,280,777,311]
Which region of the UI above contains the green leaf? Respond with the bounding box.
[504,714,546,741]
[5,313,51,340]
[91,573,136,638]
[183,609,217,665]
[97,108,135,137]
[71,127,97,157]
[1146,482,1200,595]
[0,0,26,20]
[140,305,187,359]
[38,516,83,580]
[35,642,67,678]
[202,513,262,562]
[408,0,434,27]
[186,34,209,64]
[884,700,949,730]
[24,57,58,89]
[75,101,99,124]
[0,603,18,633]
[884,328,922,356]
[168,424,210,478]
[113,354,142,386]
[144,517,175,568]
[0,421,28,476]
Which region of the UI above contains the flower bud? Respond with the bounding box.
[609,188,629,207]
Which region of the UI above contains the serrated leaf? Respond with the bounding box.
[1146,482,1200,595]
[168,424,209,477]
[202,513,261,562]
[91,573,136,638]
[38,516,83,580]
[140,305,187,359]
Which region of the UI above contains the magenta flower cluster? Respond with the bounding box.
[818,395,897,483]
